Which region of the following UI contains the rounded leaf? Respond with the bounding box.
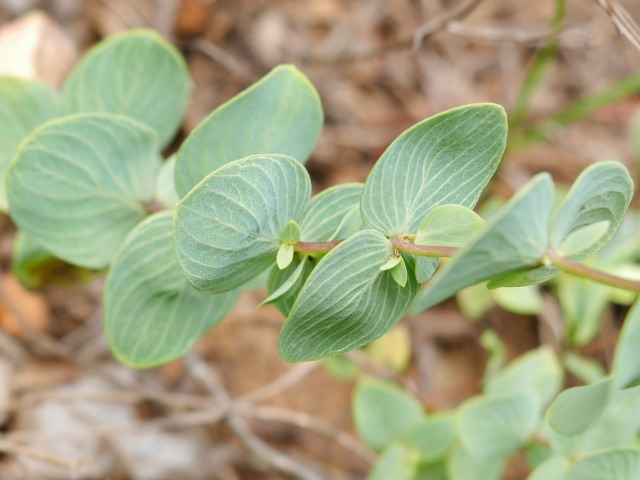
[353,380,424,451]
[174,154,311,293]
[300,183,364,241]
[361,104,506,237]
[62,30,190,148]
[105,211,239,367]
[566,448,640,480]
[175,65,323,197]
[0,77,60,211]
[7,113,160,268]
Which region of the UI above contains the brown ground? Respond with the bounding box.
[0,0,639,478]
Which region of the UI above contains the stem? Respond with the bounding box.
[294,236,457,258]
[294,240,342,255]
[546,250,640,293]
[392,237,457,257]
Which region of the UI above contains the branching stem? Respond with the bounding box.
[546,250,640,293]
[391,237,457,257]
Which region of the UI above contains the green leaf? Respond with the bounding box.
[400,414,456,463]
[557,220,609,257]
[547,377,613,436]
[175,65,323,197]
[380,254,402,271]
[448,447,506,480]
[361,104,507,237]
[491,285,543,315]
[173,154,311,293]
[566,448,640,480]
[556,274,610,346]
[549,161,633,261]
[12,231,96,289]
[7,113,160,268]
[276,244,294,269]
[154,156,180,209]
[353,380,424,451]
[563,352,606,384]
[367,444,418,480]
[104,211,239,367]
[480,329,506,382]
[486,346,562,407]
[265,256,314,316]
[457,392,540,459]
[413,174,554,314]
[260,258,307,307]
[545,385,640,456]
[415,257,439,284]
[456,283,494,321]
[0,77,59,211]
[527,456,569,480]
[300,183,363,241]
[414,462,448,480]
[391,256,408,287]
[278,230,420,362]
[280,220,301,244]
[62,30,190,148]
[416,205,484,247]
[613,299,640,389]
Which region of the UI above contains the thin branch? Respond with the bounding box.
[0,439,88,470]
[546,250,640,293]
[593,0,640,51]
[392,237,457,257]
[294,240,342,255]
[413,0,485,49]
[184,354,324,480]
[247,405,377,466]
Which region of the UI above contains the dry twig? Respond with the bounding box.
[593,0,640,50]
[184,354,324,480]
[413,0,485,49]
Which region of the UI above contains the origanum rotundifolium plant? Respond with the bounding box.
[0,28,638,372]
[4,26,640,480]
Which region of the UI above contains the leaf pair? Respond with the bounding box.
[414,161,634,314]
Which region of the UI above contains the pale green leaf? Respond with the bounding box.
[367,444,418,480]
[260,258,307,307]
[414,462,448,480]
[448,447,506,480]
[174,154,311,293]
[416,204,484,247]
[527,456,569,480]
[391,256,408,287]
[550,161,633,261]
[361,104,506,237]
[545,385,640,456]
[491,285,543,315]
[456,283,494,321]
[175,65,322,197]
[7,113,160,268]
[487,162,634,288]
[380,255,401,271]
[154,156,180,209]
[557,220,610,257]
[278,230,420,362]
[276,244,294,270]
[486,346,562,407]
[563,352,606,384]
[547,377,613,436]
[363,325,412,373]
[300,183,363,241]
[353,380,424,451]
[556,274,610,346]
[415,257,438,284]
[613,299,640,389]
[280,220,301,244]
[457,392,540,459]
[413,174,554,314]
[566,448,640,480]
[480,329,506,382]
[62,30,190,148]
[105,211,239,367]
[0,77,59,211]
[400,414,455,463]
[265,256,314,316]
